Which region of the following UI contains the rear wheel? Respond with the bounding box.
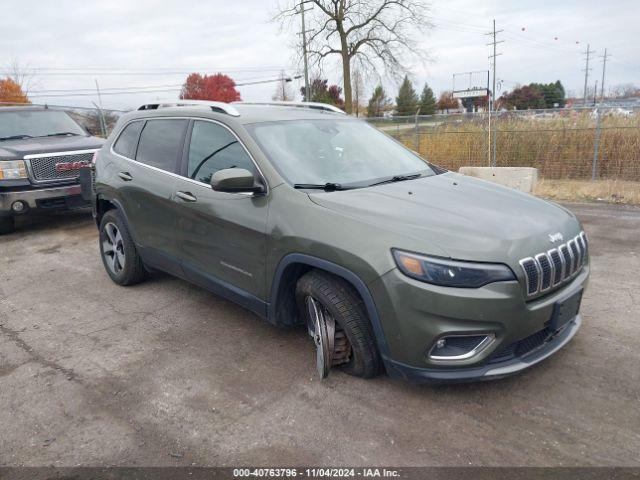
[0,217,15,235]
[296,270,382,379]
[99,209,146,286]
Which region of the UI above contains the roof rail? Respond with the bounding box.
[137,100,240,117]
[235,101,346,115]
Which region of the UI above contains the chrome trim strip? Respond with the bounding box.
[108,116,268,196]
[428,333,496,363]
[519,257,541,295]
[576,235,586,265]
[547,248,562,287]
[567,239,577,275]
[235,101,346,115]
[535,252,552,292]
[138,100,241,117]
[559,244,572,279]
[23,149,99,160]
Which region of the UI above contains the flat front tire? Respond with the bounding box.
[296,270,382,378]
[99,209,146,286]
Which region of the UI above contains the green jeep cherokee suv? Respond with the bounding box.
[90,100,589,383]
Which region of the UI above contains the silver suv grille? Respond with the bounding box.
[520,232,588,297]
[25,151,96,183]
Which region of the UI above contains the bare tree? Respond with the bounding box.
[275,0,431,114]
[6,58,36,96]
[272,70,295,101]
[351,68,364,116]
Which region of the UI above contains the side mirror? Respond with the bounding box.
[211,168,264,194]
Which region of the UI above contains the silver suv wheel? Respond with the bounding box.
[102,222,126,274]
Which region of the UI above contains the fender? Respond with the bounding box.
[269,253,390,358]
[96,195,138,244]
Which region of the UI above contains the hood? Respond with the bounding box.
[0,135,104,160]
[308,172,581,265]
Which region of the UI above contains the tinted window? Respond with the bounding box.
[187,121,254,184]
[113,121,144,158]
[136,119,188,172]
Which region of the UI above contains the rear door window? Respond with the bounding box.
[136,119,188,173]
[113,121,144,159]
[186,120,254,184]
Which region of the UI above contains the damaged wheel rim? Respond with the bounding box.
[306,296,335,379]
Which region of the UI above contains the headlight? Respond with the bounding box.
[392,249,515,288]
[0,160,28,180]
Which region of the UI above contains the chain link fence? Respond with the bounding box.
[367,106,640,181]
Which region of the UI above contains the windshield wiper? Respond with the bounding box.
[294,182,347,191]
[41,132,81,137]
[0,134,33,141]
[368,173,423,187]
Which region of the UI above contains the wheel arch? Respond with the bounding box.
[95,196,138,244]
[269,253,390,358]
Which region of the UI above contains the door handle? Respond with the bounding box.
[118,172,133,181]
[175,191,197,202]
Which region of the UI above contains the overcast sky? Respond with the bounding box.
[2,0,638,110]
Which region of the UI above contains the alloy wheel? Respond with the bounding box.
[102,222,126,275]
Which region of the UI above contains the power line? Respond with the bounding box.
[25,76,299,98]
[582,44,596,105]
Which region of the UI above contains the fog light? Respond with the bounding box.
[11,201,26,213]
[429,334,495,362]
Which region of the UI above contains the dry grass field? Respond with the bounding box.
[534,179,640,204]
[389,109,640,182]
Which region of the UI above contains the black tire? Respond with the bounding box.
[296,270,382,378]
[0,216,15,235]
[98,209,146,286]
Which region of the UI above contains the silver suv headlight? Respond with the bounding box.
[392,249,515,288]
[0,160,28,180]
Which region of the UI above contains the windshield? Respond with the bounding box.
[246,119,434,187]
[0,110,86,139]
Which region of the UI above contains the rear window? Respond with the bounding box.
[135,119,188,172]
[113,121,144,158]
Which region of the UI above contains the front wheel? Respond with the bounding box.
[99,209,146,286]
[296,270,382,379]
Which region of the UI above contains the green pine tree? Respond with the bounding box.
[367,85,390,117]
[418,83,437,115]
[395,76,419,116]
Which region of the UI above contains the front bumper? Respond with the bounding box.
[385,314,581,383]
[369,263,589,383]
[0,184,89,216]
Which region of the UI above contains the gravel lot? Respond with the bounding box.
[0,202,639,467]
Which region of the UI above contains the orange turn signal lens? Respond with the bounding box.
[397,254,424,276]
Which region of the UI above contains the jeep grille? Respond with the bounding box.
[25,151,96,183]
[520,232,588,297]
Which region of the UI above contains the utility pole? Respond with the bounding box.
[297,0,313,102]
[94,79,107,137]
[599,48,610,103]
[582,44,595,106]
[593,80,598,106]
[486,19,504,167]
